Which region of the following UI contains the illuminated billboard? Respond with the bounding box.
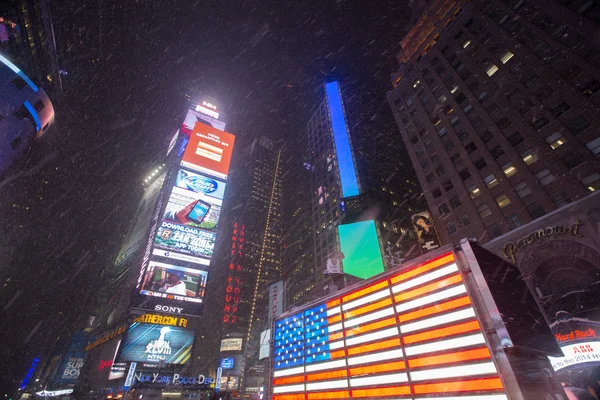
[338,220,384,279]
[181,124,235,180]
[118,323,194,365]
[272,253,508,399]
[139,260,208,303]
[325,81,359,198]
[411,210,441,252]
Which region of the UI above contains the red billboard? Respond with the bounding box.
[181,123,235,180]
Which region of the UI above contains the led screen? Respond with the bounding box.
[338,220,384,279]
[325,81,359,198]
[181,123,235,180]
[272,253,508,400]
[118,323,194,365]
[139,260,208,303]
[182,108,226,133]
[154,221,216,265]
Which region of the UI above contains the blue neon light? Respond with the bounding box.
[0,54,39,92]
[325,81,359,198]
[23,100,41,131]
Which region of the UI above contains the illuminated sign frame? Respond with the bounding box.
[272,252,509,399]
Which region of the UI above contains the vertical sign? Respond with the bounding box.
[268,281,284,328]
[124,362,137,391]
[216,367,223,392]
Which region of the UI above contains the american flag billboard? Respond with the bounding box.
[272,252,509,399]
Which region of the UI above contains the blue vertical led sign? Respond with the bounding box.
[325,81,360,198]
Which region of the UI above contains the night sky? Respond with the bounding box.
[0,0,412,392]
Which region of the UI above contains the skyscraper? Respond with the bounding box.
[306,81,424,294]
[216,134,284,396]
[388,0,600,245]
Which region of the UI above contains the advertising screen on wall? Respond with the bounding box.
[272,252,509,400]
[118,323,194,365]
[182,109,226,133]
[181,124,235,180]
[338,220,384,279]
[139,261,208,303]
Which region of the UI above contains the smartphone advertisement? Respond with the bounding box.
[154,221,216,264]
[140,261,208,303]
[181,124,235,180]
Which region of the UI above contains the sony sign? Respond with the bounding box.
[154,305,183,314]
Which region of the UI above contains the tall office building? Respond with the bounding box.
[388,0,600,245]
[307,81,424,295]
[281,136,315,305]
[0,0,62,97]
[216,134,284,395]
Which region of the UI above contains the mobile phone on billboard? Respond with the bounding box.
[187,200,211,224]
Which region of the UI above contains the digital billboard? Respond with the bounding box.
[54,331,86,383]
[118,323,194,365]
[272,253,508,400]
[139,260,208,303]
[325,81,359,198]
[154,222,216,264]
[338,220,384,279]
[181,124,235,180]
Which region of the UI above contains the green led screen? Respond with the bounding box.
[337,220,385,279]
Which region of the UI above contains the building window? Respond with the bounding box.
[463,104,473,114]
[546,132,567,149]
[562,152,585,169]
[486,64,499,77]
[439,94,448,104]
[426,173,436,184]
[581,78,600,97]
[444,140,456,151]
[505,213,523,229]
[450,153,461,163]
[438,127,448,137]
[513,181,532,198]
[549,101,571,118]
[442,180,454,192]
[460,215,470,227]
[458,129,469,142]
[586,137,600,156]
[478,203,492,218]
[468,185,481,198]
[410,136,419,145]
[436,165,446,176]
[506,131,524,147]
[526,202,546,219]
[502,162,517,177]
[487,223,502,239]
[432,188,442,199]
[569,116,590,135]
[479,130,493,143]
[459,169,472,181]
[450,196,462,209]
[500,50,514,64]
[450,116,460,126]
[474,157,487,170]
[463,39,472,48]
[521,149,538,165]
[496,117,512,130]
[495,193,511,208]
[439,203,450,214]
[532,116,550,130]
[420,160,430,169]
[465,142,477,154]
[450,85,459,94]
[11,77,27,90]
[549,190,572,208]
[447,222,458,235]
[484,174,499,188]
[581,172,600,191]
[535,168,556,186]
[34,100,45,112]
[455,93,467,103]
[490,145,505,159]
[413,79,421,88]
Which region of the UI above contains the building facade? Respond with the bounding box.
[388,0,600,245]
[307,81,425,295]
